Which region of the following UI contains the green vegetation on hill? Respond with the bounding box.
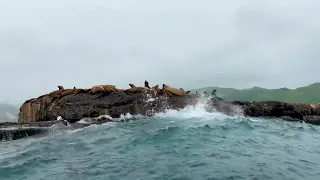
[191,83,320,103]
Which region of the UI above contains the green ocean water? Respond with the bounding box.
[1,105,320,180]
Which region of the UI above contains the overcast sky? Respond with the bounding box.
[0,0,319,104]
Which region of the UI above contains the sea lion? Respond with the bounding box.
[180,88,187,93]
[149,84,160,95]
[58,86,64,90]
[129,84,136,88]
[89,85,105,94]
[125,87,149,93]
[145,80,151,89]
[152,85,159,90]
[180,88,191,94]
[73,88,86,94]
[83,88,91,93]
[60,89,75,98]
[100,84,116,88]
[164,90,173,96]
[163,84,186,96]
[179,88,191,94]
[49,89,64,97]
[102,85,118,93]
[115,89,125,92]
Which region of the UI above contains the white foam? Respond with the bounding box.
[77,114,114,124]
[154,100,232,121]
[65,96,246,129]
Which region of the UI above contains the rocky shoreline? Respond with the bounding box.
[206,96,320,124]
[1,83,320,141]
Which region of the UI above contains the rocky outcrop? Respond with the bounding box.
[17,84,320,126]
[19,96,55,123]
[232,101,320,123]
[19,87,320,126]
[2,86,320,142]
[206,96,320,125]
[18,91,200,123]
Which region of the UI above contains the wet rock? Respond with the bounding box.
[303,115,320,125]
[0,128,47,141]
[18,92,200,123]
[208,97,320,125]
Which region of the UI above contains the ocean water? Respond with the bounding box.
[1,103,320,180]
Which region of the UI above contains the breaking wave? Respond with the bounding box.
[1,98,320,179]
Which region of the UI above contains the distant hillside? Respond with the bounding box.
[191,83,320,103]
[0,103,19,122]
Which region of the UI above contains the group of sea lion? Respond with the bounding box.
[124,80,191,96]
[48,84,121,99]
[26,80,192,104]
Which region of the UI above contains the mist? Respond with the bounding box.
[0,0,319,104]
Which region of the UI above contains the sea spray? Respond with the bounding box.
[1,106,320,179]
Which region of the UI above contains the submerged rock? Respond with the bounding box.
[0,127,47,141]
[0,120,69,141]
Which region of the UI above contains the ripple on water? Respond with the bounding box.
[1,115,320,180]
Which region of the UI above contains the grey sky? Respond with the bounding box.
[0,0,319,104]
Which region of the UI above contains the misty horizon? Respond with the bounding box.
[1,0,319,104]
[1,82,319,106]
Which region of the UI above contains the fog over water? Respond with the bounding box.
[0,0,319,104]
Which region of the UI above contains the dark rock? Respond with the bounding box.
[0,128,47,141]
[18,91,199,123]
[207,96,320,125]
[16,87,320,129]
[279,116,301,122]
[303,115,320,125]
[0,120,70,141]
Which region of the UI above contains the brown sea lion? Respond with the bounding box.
[83,88,91,93]
[89,85,105,94]
[102,85,118,93]
[163,84,186,96]
[125,87,149,93]
[73,88,86,94]
[58,86,64,90]
[163,90,173,96]
[100,84,116,88]
[152,85,159,90]
[116,89,125,92]
[179,88,191,94]
[60,89,75,98]
[144,80,151,89]
[145,84,159,96]
[49,89,64,97]
[129,83,136,88]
